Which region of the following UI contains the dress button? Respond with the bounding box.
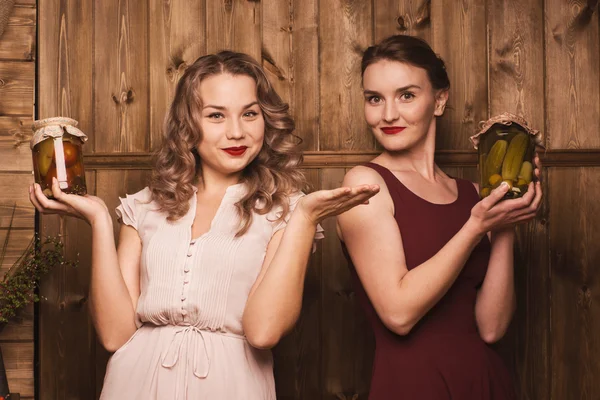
[183,279,189,284]
[181,296,186,301]
[186,253,192,257]
[190,241,196,246]
[184,266,190,273]
[181,309,188,316]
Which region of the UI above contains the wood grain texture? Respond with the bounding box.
[374,0,431,43]
[545,0,600,149]
[148,0,206,150]
[0,228,34,276]
[0,342,33,397]
[0,174,34,229]
[206,0,261,61]
[550,167,600,400]
[320,168,374,400]
[430,0,487,150]
[94,0,149,152]
[38,0,93,149]
[319,0,375,152]
[28,1,600,399]
[510,181,550,400]
[0,5,36,61]
[273,169,321,400]
[262,0,320,151]
[488,0,545,136]
[0,61,33,116]
[38,171,96,400]
[291,0,319,151]
[487,2,549,398]
[0,116,33,173]
[0,304,33,341]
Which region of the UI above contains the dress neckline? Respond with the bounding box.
[364,162,461,207]
[189,182,246,241]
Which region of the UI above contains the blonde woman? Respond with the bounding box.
[30,51,379,399]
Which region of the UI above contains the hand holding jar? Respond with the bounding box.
[30,117,88,198]
[470,113,545,200]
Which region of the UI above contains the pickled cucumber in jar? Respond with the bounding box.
[30,117,88,198]
[469,113,544,201]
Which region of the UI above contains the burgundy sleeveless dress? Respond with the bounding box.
[342,162,516,400]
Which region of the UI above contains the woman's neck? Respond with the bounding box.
[196,170,243,194]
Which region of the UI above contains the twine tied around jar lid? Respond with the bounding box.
[469,112,545,150]
[30,117,88,190]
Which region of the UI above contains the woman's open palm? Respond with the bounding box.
[296,184,380,225]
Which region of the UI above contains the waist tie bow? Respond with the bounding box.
[161,326,211,398]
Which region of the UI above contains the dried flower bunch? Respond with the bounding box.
[0,205,77,325]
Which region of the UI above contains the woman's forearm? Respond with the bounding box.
[474,229,516,343]
[242,212,316,348]
[88,215,137,351]
[382,219,487,334]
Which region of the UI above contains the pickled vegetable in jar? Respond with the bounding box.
[470,113,544,200]
[30,117,88,198]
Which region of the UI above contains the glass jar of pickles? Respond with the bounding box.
[470,113,544,200]
[30,117,88,198]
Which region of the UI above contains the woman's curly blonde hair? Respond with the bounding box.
[149,51,306,236]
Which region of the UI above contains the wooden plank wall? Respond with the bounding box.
[11,0,596,399]
[0,0,36,398]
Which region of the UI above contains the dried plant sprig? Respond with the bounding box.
[0,204,78,325]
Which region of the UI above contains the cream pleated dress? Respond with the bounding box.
[99,183,323,400]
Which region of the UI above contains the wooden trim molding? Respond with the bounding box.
[84,149,600,170]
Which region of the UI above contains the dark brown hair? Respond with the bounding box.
[362,35,450,91]
[150,51,305,236]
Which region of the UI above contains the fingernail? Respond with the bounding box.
[501,182,509,189]
[28,185,32,193]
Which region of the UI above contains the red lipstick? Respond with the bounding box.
[222,146,248,156]
[381,127,406,135]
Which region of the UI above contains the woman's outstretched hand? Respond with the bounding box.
[29,177,110,226]
[296,184,380,225]
[470,154,543,235]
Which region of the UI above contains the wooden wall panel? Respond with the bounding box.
[319,0,375,152]
[430,0,487,150]
[0,61,34,116]
[487,2,549,398]
[0,229,35,275]
[0,1,36,397]
[148,0,205,150]
[0,342,33,397]
[320,168,374,400]
[273,169,321,400]
[290,0,319,151]
[38,0,93,148]
[0,174,34,229]
[374,0,431,43]
[0,116,34,173]
[550,167,600,400]
[38,171,96,400]
[545,0,600,149]
[0,5,35,61]
[94,0,149,152]
[488,0,545,132]
[206,0,261,61]
[0,305,33,341]
[27,1,600,399]
[262,0,319,151]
